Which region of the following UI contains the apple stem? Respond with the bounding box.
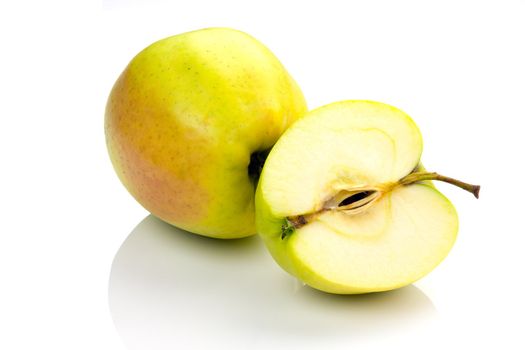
[397,172,480,198]
[284,171,480,233]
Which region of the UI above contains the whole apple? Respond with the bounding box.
[105,28,307,238]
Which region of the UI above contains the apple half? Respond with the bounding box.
[255,100,479,294]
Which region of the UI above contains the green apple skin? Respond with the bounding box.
[255,101,459,294]
[105,28,307,238]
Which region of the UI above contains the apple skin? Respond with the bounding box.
[105,28,307,238]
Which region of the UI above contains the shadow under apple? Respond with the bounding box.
[109,215,437,349]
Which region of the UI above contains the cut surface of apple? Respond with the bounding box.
[256,100,473,294]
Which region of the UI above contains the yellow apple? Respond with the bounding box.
[105,28,307,238]
[256,101,479,293]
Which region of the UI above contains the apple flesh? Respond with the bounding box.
[255,100,479,293]
[105,28,307,238]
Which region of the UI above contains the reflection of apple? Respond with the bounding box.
[109,215,436,349]
[105,28,306,238]
[256,100,479,294]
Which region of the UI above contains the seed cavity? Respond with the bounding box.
[338,191,374,207]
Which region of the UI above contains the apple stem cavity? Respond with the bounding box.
[397,171,480,198]
[248,150,270,184]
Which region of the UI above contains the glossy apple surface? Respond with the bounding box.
[106,28,307,238]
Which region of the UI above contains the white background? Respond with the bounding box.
[1,0,524,349]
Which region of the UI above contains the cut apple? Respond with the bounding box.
[255,100,479,294]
